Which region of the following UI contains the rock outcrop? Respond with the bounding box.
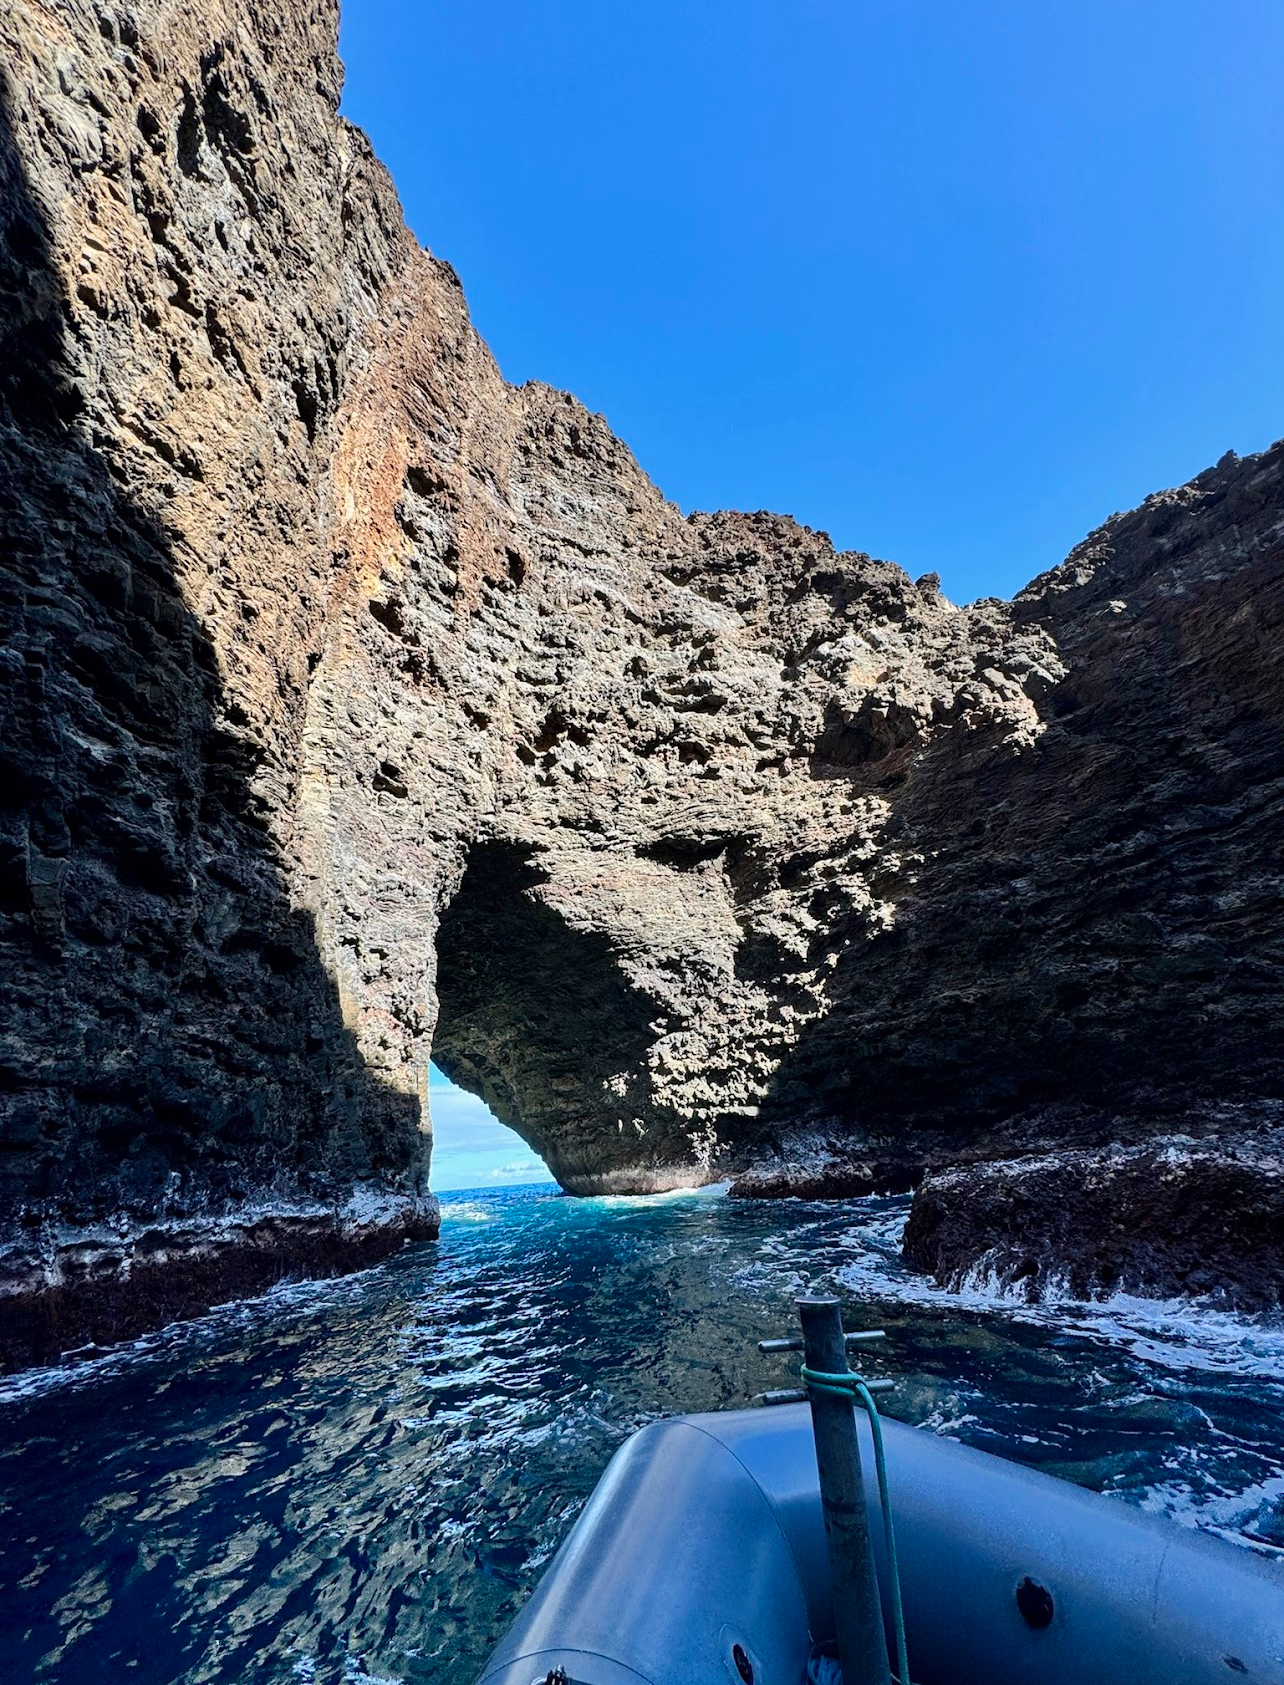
[901,1133,1284,1310]
[1,0,1282,1364]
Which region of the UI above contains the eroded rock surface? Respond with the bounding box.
[0,0,442,1364]
[1,0,1283,1361]
[901,1132,1284,1310]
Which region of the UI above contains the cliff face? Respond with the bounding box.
[1,0,1282,1362]
[0,0,439,1363]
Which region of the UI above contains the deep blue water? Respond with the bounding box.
[2,1184,1282,1684]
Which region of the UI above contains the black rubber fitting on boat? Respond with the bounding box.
[1016,1576,1055,1629]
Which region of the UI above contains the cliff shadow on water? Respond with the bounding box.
[0,78,433,1375]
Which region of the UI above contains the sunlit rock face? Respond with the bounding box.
[430,452,1284,1197]
[1,0,1283,1361]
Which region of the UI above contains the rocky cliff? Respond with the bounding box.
[2,0,1282,1365]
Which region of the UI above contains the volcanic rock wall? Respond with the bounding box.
[1,0,1282,1361]
[901,1133,1284,1311]
[0,0,441,1363]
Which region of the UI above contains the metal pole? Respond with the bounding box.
[798,1296,892,1685]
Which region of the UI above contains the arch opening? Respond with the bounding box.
[427,1062,554,1193]
[431,840,664,1193]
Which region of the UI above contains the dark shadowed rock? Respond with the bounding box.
[901,1132,1284,1310]
[0,1201,437,1373]
[0,0,439,1368]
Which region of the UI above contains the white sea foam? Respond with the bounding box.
[1139,1471,1284,1555]
[341,1658,404,1685]
[831,1208,1284,1383]
[591,1180,732,1208]
[437,1201,494,1224]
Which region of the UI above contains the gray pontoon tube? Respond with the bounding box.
[477,1404,1284,1685]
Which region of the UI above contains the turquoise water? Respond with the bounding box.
[2,1184,1282,1684]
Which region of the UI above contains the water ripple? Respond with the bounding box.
[0,1184,1280,1683]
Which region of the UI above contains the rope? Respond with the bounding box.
[799,1365,912,1685]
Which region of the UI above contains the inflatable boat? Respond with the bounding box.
[477,1300,1284,1685]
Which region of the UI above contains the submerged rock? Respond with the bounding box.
[901,1130,1284,1310]
[0,0,1282,1362]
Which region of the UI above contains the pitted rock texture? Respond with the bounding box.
[901,1132,1284,1310]
[1,0,1283,1362]
[0,0,442,1364]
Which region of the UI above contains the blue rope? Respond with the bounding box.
[799,1365,912,1685]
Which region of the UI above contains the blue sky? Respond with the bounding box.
[428,1065,555,1193]
[340,0,1283,605]
[340,2,1284,1186]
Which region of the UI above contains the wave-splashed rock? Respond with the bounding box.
[0,0,1282,1363]
[901,1133,1284,1310]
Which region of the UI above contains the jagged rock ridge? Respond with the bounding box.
[902,1133,1284,1311]
[1,0,1281,1364]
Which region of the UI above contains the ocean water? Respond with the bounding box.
[2,1183,1282,1684]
